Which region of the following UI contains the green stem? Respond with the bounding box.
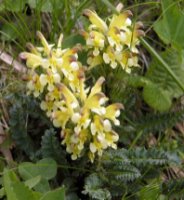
[140,38,184,92]
[100,0,118,14]
[129,130,143,149]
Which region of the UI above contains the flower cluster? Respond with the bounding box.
[20,32,82,97]
[20,31,123,162]
[81,9,144,73]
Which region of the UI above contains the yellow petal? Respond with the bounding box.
[39,74,48,86]
[93,115,104,133]
[117,51,129,68]
[88,151,95,163]
[36,31,51,55]
[83,9,108,32]
[89,77,105,98]
[20,52,42,68]
[89,31,105,46]
[57,33,63,49]
[52,110,70,128]
[109,10,133,29]
[104,103,123,120]
[87,54,103,68]
[84,93,105,110]
[26,43,40,55]
[58,83,79,108]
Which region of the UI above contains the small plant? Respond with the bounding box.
[19,6,143,162]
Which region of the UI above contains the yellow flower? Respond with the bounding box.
[83,9,108,32]
[103,46,118,69]
[57,83,79,112]
[27,72,44,97]
[116,51,139,73]
[40,100,56,117]
[107,10,133,50]
[87,54,103,68]
[52,109,71,128]
[87,102,122,162]
[20,32,82,98]
[56,77,122,161]
[44,87,62,101]
[22,31,124,162]
[39,70,61,91]
[81,30,105,56]
[19,52,44,69]
[62,128,89,160]
[82,9,144,72]
[104,103,123,125]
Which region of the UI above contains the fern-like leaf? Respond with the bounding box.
[135,109,184,134]
[103,148,180,168]
[83,173,111,200]
[41,129,67,164]
[162,179,184,199]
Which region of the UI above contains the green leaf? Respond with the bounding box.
[18,158,57,181]
[135,109,184,134]
[146,49,184,99]
[12,182,41,200]
[18,158,57,192]
[3,169,19,200]
[9,98,35,158]
[41,129,67,164]
[126,75,149,88]
[154,0,184,49]
[63,34,85,48]
[4,0,27,12]
[83,173,111,200]
[24,176,41,189]
[143,82,172,112]
[3,169,41,200]
[139,181,160,200]
[35,179,50,193]
[40,187,65,200]
[28,0,63,12]
[1,23,18,41]
[0,187,5,198]
[0,159,5,172]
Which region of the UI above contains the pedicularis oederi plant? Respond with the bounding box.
[20,7,144,162]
